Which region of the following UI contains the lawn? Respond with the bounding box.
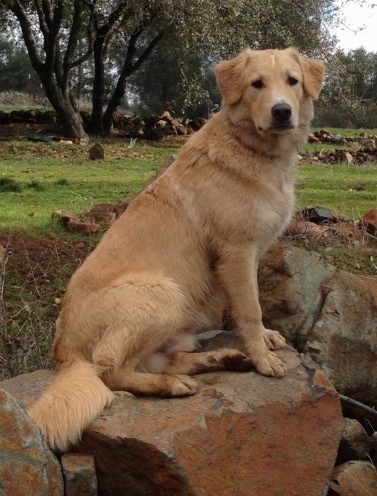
[0,139,177,235]
[1,134,377,236]
[296,162,377,218]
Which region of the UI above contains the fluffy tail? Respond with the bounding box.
[28,360,114,452]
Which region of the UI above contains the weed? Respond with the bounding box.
[0,236,85,380]
[54,178,69,186]
[0,178,22,193]
[127,137,138,149]
[26,180,45,191]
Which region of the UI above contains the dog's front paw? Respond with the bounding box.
[254,351,286,378]
[168,375,198,397]
[263,329,286,350]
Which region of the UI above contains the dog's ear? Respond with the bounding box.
[300,56,325,100]
[215,52,247,105]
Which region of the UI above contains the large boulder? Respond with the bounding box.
[259,243,377,407]
[0,388,64,496]
[77,341,344,496]
[1,334,344,496]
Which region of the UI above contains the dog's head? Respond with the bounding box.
[215,48,324,136]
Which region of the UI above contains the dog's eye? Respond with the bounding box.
[251,79,264,89]
[287,76,298,86]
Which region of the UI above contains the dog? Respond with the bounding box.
[28,48,324,452]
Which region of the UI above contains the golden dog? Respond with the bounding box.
[29,48,324,452]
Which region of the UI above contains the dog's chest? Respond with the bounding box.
[205,165,295,242]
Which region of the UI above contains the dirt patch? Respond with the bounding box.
[0,234,93,380]
[0,234,91,285]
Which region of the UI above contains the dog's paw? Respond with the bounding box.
[222,351,253,372]
[254,351,286,378]
[168,375,198,397]
[263,329,286,350]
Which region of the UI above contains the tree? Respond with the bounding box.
[3,0,94,141]
[128,41,213,117]
[316,48,377,127]
[2,0,339,140]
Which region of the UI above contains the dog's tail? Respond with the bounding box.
[28,359,114,452]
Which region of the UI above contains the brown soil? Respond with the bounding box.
[0,234,89,270]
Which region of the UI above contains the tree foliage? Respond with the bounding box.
[316,48,377,128]
[1,0,339,139]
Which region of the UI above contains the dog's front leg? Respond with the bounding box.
[217,244,286,378]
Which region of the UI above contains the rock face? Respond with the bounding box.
[78,343,343,496]
[61,453,98,496]
[0,335,344,496]
[0,388,64,496]
[259,243,377,408]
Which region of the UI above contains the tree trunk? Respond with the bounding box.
[8,0,89,142]
[102,30,164,135]
[102,76,128,134]
[43,78,88,142]
[87,37,107,136]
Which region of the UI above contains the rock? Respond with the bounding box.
[343,151,354,164]
[77,344,343,496]
[53,202,129,233]
[61,453,97,496]
[259,243,337,348]
[301,206,338,224]
[0,388,64,496]
[86,203,117,226]
[307,270,377,406]
[328,461,377,495]
[336,418,373,464]
[66,219,100,235]
[336,220,363,242]
[308,133,321,143]
[259,243,377,408]
[0,334,343,496]
[361,208,377,235]
[89,142,104,160]
[84,202,129,226]
[52,209,81,227]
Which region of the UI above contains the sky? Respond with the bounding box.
[334,1,376,52]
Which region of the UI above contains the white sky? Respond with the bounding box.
[334,1,376,52]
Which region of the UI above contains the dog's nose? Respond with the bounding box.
[271,103,292,123]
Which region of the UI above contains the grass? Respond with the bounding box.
[0,90,92,113]
[296,162,377,218]
[1,136,377,235]
[0,139,177,236]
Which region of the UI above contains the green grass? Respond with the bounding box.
[0,90,92,113]
[0,140,177,235]
[1,136,377,236]
[296,162,377,217]
[312,126,377,137]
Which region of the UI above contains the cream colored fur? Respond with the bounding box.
[28,48,324,452]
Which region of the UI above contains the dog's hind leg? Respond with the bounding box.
[104,367,198,397]
[162,348,253,375]
[89,274,199,397]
